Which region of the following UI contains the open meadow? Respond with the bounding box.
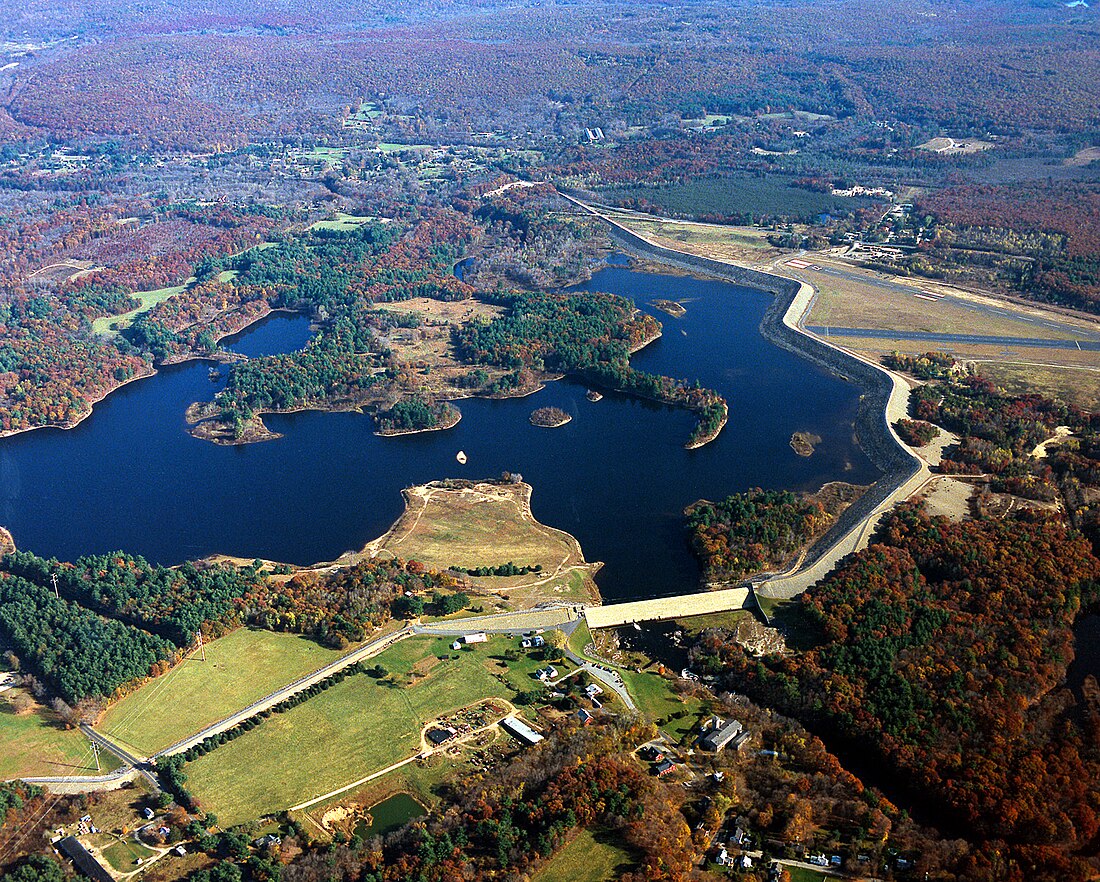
[534,828,636,882]
[98,628,349,756]
[362,481,600,605]
[183,635,555,826]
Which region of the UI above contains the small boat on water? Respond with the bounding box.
[456,450,467,464]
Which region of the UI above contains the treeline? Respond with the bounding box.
[691,502,1100,882]
[0,573,175,704]
[0,782,43,826]
[2,551,264,647]
[914,182,1100,313]
[686,488,834,581]
[250,559,467,647]
[451,562,542,577]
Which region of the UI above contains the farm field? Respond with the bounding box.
[534,828,636,882]
[98,628,349,756]
[361,481,600,606]
[184,636,542,826]
[0,689,121,779]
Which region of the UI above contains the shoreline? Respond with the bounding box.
[683,403,728,450]
[562,191,928,599]
[0,306,307,442]
[374,408,462,437]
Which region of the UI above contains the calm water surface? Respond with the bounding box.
[0,265,879,602]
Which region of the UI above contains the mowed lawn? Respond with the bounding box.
[535,829,636,882]
[99,628,348,755]
[0,690,121,778]
[185,637,521,826]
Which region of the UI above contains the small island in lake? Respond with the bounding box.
[652,298,686,318]
[585,389,603,402]
[530,406,572,428]
[790,431,822,457]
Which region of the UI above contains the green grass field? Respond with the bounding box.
[534,828,636,882]
[619,670,707,742]
[309,212,378,232]
[99,628,349,755]
[0,690,121,778]
[91,281,192,335]
[185,636,530,826]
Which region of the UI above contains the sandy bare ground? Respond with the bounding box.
[919,476,974,522]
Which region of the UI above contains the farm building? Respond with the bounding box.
[463,632,488,644]
[500,716,544,746]
[426,726,457,746]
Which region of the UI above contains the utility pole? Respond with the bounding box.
[51,574,59,599]
[196,631,206,662]
[89,739,101,772]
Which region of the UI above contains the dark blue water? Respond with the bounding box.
[0,268,878,602]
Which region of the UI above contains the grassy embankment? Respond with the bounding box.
[183,635,570,826]
[98,628,349,756]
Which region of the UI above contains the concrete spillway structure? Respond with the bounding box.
[584,586,751,629]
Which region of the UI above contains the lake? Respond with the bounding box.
[0,263,879,602]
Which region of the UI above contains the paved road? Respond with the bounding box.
[562,646,638,711]
[808,325,1100,351]
[82,723,161,790]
